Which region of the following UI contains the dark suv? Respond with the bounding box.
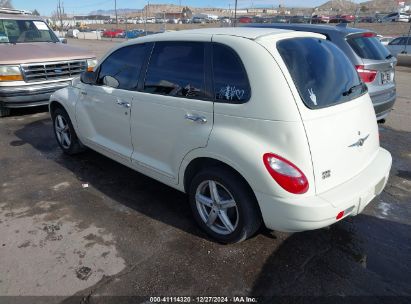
[246,23,397,121]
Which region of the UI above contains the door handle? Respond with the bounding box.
[184,114,207,124]
[80,91,87,95]
[116,100,131,108]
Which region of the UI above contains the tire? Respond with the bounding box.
[0,105,11,117]
[188,167,262,243]
[51,107,85,155]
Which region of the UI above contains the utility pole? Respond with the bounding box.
[114,0,118,27]
[145,1,149,36]
[234,0,238,27]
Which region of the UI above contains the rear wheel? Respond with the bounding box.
[52,107,85,155]
[189,167,261,243]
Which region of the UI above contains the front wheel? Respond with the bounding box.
[189,167,261,243]
[52,107,85,155]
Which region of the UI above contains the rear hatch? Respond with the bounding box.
[277,37,380,195]
[346,32,396,92]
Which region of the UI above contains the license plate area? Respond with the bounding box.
[381,70,393,84]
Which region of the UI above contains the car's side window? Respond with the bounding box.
[97,44,148,90]
[143,41,206,99]
[212,43,251,103]
[389,38,401,45]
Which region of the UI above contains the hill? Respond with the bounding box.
[318,0,359,11]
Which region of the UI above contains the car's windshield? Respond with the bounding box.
[0,19,58,43]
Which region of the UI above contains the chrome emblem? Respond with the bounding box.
[322,170,331,179]
[349,134,370,147]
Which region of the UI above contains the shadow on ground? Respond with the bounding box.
[251,216,411,302]
[13,117,207,240]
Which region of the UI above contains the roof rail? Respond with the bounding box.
[0,7,32,15]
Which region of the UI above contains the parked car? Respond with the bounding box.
[246,23,397,121]
[378,35,394,46]
[358,16,377,23]
[192,17,206,24]
[329,16,350,23]
[238,16,253,23]
[102,29,124,38]
[125,29,144,39]
[329,14,355,23]
[219,17,231,25]
[49,28,392,243]
[0,9,96,117]
[381,12,410,23]
[66,28,80,38]
[387,36,411,57]
[311,15,330,23]
[289,15,311,24]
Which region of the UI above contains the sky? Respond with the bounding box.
[12,0,362,16]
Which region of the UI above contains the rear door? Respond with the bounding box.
[277,37,380,194]
[129,39,214,183]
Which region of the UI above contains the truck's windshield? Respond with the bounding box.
[0,19,58,43]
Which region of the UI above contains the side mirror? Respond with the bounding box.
[102,75,119,88]
[80,71,96,85]
[59,37,67,44]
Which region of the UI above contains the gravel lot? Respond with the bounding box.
[0,39,410,303]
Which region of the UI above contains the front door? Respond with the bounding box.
[76,43,150,163]
[76,84,133,162]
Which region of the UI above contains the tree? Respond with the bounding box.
[32,9,40,16]
[0,0,13,8]
[51,0,67,31]
[360,5,368,13]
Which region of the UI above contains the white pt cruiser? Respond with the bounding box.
[49,28,392,243]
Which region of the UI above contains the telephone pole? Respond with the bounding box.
[234,0,238,27]
[114,0,118,26]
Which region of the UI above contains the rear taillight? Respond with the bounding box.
[263,153,309,194]
[362,32,376,38]
[356,65,377,83]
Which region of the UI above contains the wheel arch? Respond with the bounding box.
[49,99,65,114]
[49,86,80,132]
[182,155,259,210]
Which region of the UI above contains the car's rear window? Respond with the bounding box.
[347,35,391,60]
[277,37,366,110]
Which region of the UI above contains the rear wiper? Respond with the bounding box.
[342,83,364,96]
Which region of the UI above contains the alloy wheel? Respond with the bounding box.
[195,180,239,235]
[54,114,71,149]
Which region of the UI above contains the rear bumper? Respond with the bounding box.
[256,148,392,232]
[0,81,71,108]
[369,87,396,120]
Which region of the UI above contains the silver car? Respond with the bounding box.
[247,23,398,121]
[387,36,411,57]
